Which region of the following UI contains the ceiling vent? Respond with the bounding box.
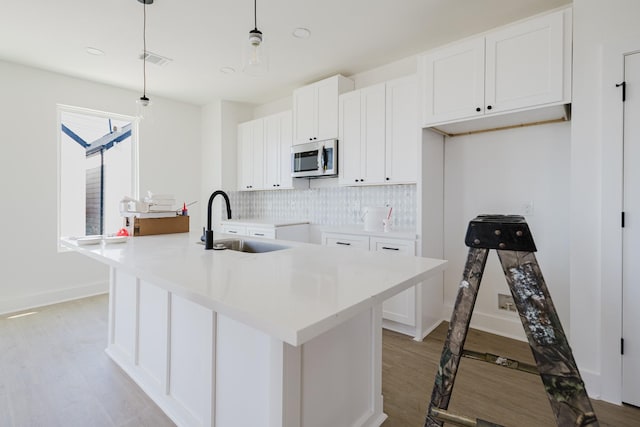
[139,51,172,67]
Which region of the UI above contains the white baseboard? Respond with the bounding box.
[0,281,108,315]
[442,304,527,342]
[579,368,602,400]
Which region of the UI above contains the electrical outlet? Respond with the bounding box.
[498,293,517,312]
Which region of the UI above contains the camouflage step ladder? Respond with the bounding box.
[425,215,599,427]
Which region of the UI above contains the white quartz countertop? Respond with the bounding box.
[221,219,309,228]
[62,232,445,346]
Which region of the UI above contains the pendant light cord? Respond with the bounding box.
[254,0,257,30]
[142,1,147,98]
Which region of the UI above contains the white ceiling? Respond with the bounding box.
[0,0,571,106]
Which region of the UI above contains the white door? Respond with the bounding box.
[250,119,265,190]
[237,122,253,191]
[419,37,485,126]
[385,75,418,184]
[263,114,279,189]
[485,9,564,114]
[293,84,316,144]
[339,90,362,186]
[278,111,293,189]
[316,77,339,141]
[623,51,640,407]
[361,83,386,185]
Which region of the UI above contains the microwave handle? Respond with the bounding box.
[320,146,327,171]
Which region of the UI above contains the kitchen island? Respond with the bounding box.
[62,233,446,427]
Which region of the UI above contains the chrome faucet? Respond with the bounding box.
[205,190,232,250]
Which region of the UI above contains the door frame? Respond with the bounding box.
[600,41,640,404]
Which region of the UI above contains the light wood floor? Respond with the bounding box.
[382,323,640,427]
[1,295,638,426]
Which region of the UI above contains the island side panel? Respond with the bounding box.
[301,306,386,427]
[169,294,215,427]
[138,280,169,391]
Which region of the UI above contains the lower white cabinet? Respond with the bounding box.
[322,233,370,250]
[221,221,309,243]
[370,237,416,327]
[322,231,441,339]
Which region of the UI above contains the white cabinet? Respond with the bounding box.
[322,232,370,250]
[247,227,276,239]
[221,221,309,242]
[237,119,264,191]
[293,75,354,144]
[370,237,416,327]
[321,231,425,335]
[385,75,419,184]
[339,76,418,186]
[420,8,571,127]
[220,224,246,235]
[263,111,293,190]
[238,110,293,192]
[339,84,386,186]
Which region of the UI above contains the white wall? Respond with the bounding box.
[443,123,571,340]
[0,60,201,314]
[201,100,253,229]
[570,0,640,404]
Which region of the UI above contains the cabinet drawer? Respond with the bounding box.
[220,225,247,236]
[322,233,370,250]
[247,228,276,239]
[370,237,415,256]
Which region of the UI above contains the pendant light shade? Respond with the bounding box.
[136,0,153,119]
[243,0,268,75]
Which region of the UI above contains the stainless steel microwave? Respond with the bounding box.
[291,139,338,178]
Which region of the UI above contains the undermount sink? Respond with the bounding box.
[203,238,289,253]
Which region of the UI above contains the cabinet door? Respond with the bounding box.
[264,114,280,190]
[247,227,276,239]
[237,122,253,191]
[371,237,416,326]
[278,111,293,189]
[322,232,370,250]
[338,91,362,186]
[485,10,564,113]
[361,83,386,185]
[386,75,418,184]
[293,84,316,144]
[250,119,265,190]
[221,224,247,236]
[316,78,339,141]
[420,37,485,126]
[264,111,293,190]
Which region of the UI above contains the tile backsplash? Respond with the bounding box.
[228,184,416,230]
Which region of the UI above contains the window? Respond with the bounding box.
[57,105,138,242]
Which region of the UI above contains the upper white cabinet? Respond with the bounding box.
[263,111,293,190]
[339,75,418,186]
[238,111,294,192]
[237,119,264,191]
[293,75,354,144]
[419,8,571,128]
[339,83,386,186]
[385,75,419,184]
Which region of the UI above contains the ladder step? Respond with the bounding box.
[430,408,504,427]
[461,349,538,375]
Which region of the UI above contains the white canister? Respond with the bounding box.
[363,207,389,232]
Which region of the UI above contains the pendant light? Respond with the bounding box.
[243,0,268,75]
[136,0,153,119]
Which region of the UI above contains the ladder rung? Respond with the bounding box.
[462,349,539,375]
[431,408,505,427]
